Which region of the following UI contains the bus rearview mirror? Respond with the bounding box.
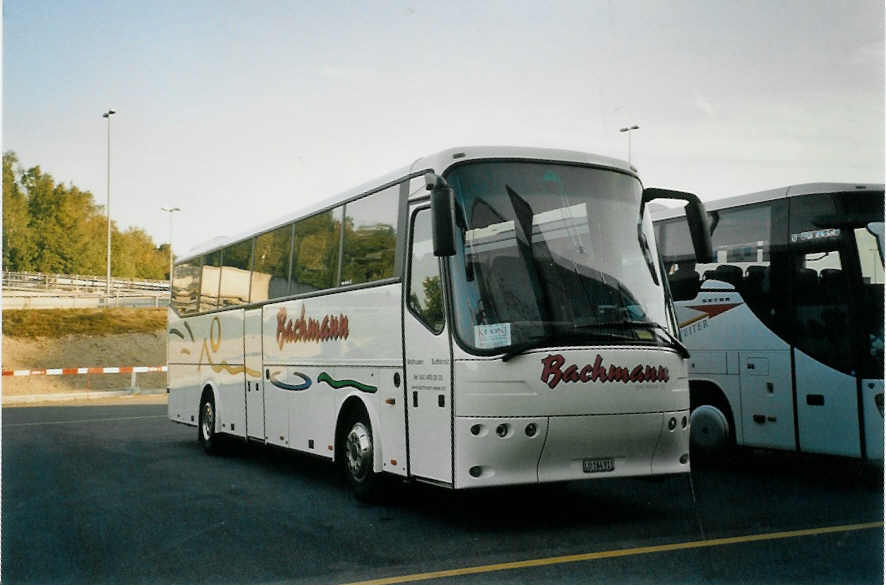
[642,188,714,263]
[425,173,456,257]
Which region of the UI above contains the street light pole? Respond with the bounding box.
[102,108,116,297]
[161,207,181,286]
[619,124,640,164]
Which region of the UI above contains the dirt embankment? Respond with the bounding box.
[2,332,167,395]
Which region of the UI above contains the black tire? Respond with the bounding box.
[342,413,382,502]
[198,393,221,454]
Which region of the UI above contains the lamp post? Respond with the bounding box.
[161,207,181,286]
[102,108,116,297]
[619,124,640,164]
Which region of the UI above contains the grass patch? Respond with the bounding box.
[2,308,167,338]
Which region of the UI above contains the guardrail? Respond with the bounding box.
[3,271,170,293]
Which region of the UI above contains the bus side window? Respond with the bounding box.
[340,185,399,287]
[788,194,852,374]
[291,207,343,294]
[408,209,444,333]
[199,251,221,311]
[658,218,700,301]
[172,261,200,315]
[251,224,293,302]
[219,239,254,307]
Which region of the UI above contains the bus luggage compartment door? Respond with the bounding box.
[739,350,794,451]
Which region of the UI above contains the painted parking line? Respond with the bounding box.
[340,521,883,585]
[4,415,167,428]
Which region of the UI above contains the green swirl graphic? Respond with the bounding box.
[317,372,377,394]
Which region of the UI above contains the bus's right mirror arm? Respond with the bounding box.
[425,172,456,257]
[642,188,714,263]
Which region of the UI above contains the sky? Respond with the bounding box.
[3,0,884,257]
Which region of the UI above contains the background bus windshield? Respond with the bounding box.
[444,161,669,354]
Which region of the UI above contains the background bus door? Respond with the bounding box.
[244,308,265,440]
[404,206,453,484]
[788,194,861,457]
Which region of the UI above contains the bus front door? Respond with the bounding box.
[244,308,265,440]
[404,206,453,484]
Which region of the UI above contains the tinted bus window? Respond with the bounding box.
[291,207,343,294]
[199,251,221,311]
[340,185,399,286]
[251,224,292,302]
[219,239,253,307]
[172,261,200,315]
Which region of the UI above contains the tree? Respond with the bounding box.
[2,152,36,270]
[3,150,169,279]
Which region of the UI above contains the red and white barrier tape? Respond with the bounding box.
[2,366,167,377]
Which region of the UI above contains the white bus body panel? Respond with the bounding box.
[261,283,407,475]
[452,347,690,488]
[675,283,798,451]
[793,349,860,458]
[168,309,246,437]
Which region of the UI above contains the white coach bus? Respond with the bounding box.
[653,183,884,461]
[168,146,713,499]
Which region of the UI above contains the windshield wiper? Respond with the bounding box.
[500,330,633,362]
[583,320,690,358]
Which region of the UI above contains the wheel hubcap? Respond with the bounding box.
[345,422,372,481]
[202,402,214,441]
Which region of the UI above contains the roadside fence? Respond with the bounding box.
[3,365,168,391]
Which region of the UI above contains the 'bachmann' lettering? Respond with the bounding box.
[540,353,669,390]
[276,306,349,349]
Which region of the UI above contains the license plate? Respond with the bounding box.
[582,457,615,473]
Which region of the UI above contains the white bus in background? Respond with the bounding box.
[653,183,885,461]
[167,146,713,500]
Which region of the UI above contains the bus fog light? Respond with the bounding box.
[470,424,483,436]
[469,466,483,478]
[680,453,689,464]
[682,416,688,429]
[496,423,509,438]
[525,423,537,437]
[668,417,677,431]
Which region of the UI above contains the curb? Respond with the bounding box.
[3,388,166,405]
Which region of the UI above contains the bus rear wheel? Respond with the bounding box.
[198,394,220,454]
[690,404,732,456]
[343,415,381,502]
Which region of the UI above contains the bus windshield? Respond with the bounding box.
[444,161,671,354]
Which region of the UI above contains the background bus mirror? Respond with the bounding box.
[867,221,885,262]
[425,173,456,257]
[642,188,714,263]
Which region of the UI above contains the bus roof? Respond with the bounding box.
[651,182,885,221]
[179,146,634,263]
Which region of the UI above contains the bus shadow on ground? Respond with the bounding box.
[197,436,698,532]
[691,448,883,491]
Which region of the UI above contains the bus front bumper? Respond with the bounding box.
[453,411,690,489]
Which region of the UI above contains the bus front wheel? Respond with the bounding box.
[343,415,381,502]
[690,404,732,456]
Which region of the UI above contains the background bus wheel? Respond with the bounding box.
[690,404,732,457]
[343,415,381,502]
[198,394,220,454]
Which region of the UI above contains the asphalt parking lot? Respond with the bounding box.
[3,403,882,585]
